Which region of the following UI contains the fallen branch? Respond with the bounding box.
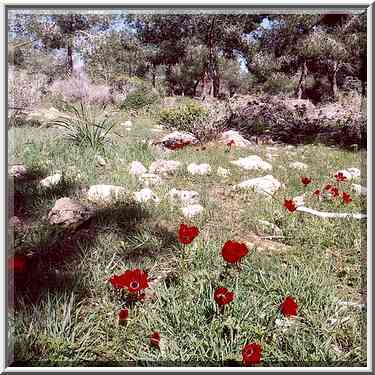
[296,206,367,220]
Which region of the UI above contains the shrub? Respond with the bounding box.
[158,99,208,132]
[50,102,121,151]
[49,73,112,106]
[120,90,159,111]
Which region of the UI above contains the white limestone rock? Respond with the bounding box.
[160,131,198,145]
[169,188,200,205]
[40,173,62,188]
[234,175,281,196]
[149,160,181,175]
[129,161,147,176]
[134,188,160,204]
[187,163,211,176]
[9,164,27,178]
[352,184,367,196]
[217,167,230,177]
[139,173,163,187]
[181,204,204,218]
[231,155,272,171]
[219,130,253,148]
[86,185,127,203]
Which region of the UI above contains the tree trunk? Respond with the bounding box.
[207,16,220,98]
[201,70,209,98]
[67,39,73,76]
[193,79,200,97]
[151,63,156,88]
[296,60,308,99]
[329,61,338,101]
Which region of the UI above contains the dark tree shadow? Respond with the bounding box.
[8,170,180,310]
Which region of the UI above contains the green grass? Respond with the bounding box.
[8,107,367,367]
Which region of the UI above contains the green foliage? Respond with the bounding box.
[50,102,120,151]
[262,73,297,96]
[158,99,208,131]
[120,89,159,112]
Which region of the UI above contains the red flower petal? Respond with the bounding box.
[221,240,248,264]
[283,199,297,212]
[214,287,235,306]
[118,308,129,321]
[335,172,347,182]
[330,187,339,198]
[150,331,161,347]
[342,192,352,204]
[280,296,298,317]
[178,224,199,245]
[324,184,333,191]
[8,255,27,273]
[301,176,312,186]
[110,269,148,292]
[313,189,320,196]
[242,343,262,366]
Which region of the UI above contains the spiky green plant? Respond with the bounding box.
[50,102,121,151]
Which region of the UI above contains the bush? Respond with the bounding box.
[120,89,159,111]
[49,73,112,106]
[50,102,121,151]
[158,99,208,132]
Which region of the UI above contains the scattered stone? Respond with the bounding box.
[217,167,230,177]
[352,184,367,196]
[139,173,163,187]
[86,185,127,203]
[160,131,198,145]
[134,188,160,204]
[234,175,281,196]
[181,204,204,218]
[40,173,62,188]
[129,161,147,176]
[231,155,272,171]
[169,188,200,205]
[337,300,365,309]
[257,220,282,236]
[48,197,95,229]
[292,194,305,207]
[96,155,106,166]
[347,167,361,179]
[219,130,254,148]
[149,160,181,176]
[9,164,27,178]
[289,161,308,170]
[187,163,211,176]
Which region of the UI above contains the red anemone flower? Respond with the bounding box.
[301,176,312,186]
[118,308,129,322]
[8,255,26,273]
[221,240,248,264]
[242,343,262,366]
[283,199,297,212]
[227,140,235,147]
[178,224,199,245]
[342,192,352,204]
[110,269,148,293]
[280,296,298,317]
[150,331,161,347]
[335,172,347,182]
[313,189,320,196]
[214,287,235,306]
[324,184,333,191]
[330,186,340,198]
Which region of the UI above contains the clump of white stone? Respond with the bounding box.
[352,183,367,196]
[134,188,160,204]
[40,173,62,188]
[187,163,211,176]
[129,161,147,176]
[149,160,181,175]
[9,164,27,178]
[231,155,272,171]
[86,185,127,203]
[234,175,281,196]
[181,204,204,218]
[122,120,133,127]
[169,188,200,205]
[219,130,253,148]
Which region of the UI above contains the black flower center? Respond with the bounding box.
[130,280,139,289]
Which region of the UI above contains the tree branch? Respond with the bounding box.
[296,206,367,220]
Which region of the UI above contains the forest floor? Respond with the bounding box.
[8,107,367,366]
